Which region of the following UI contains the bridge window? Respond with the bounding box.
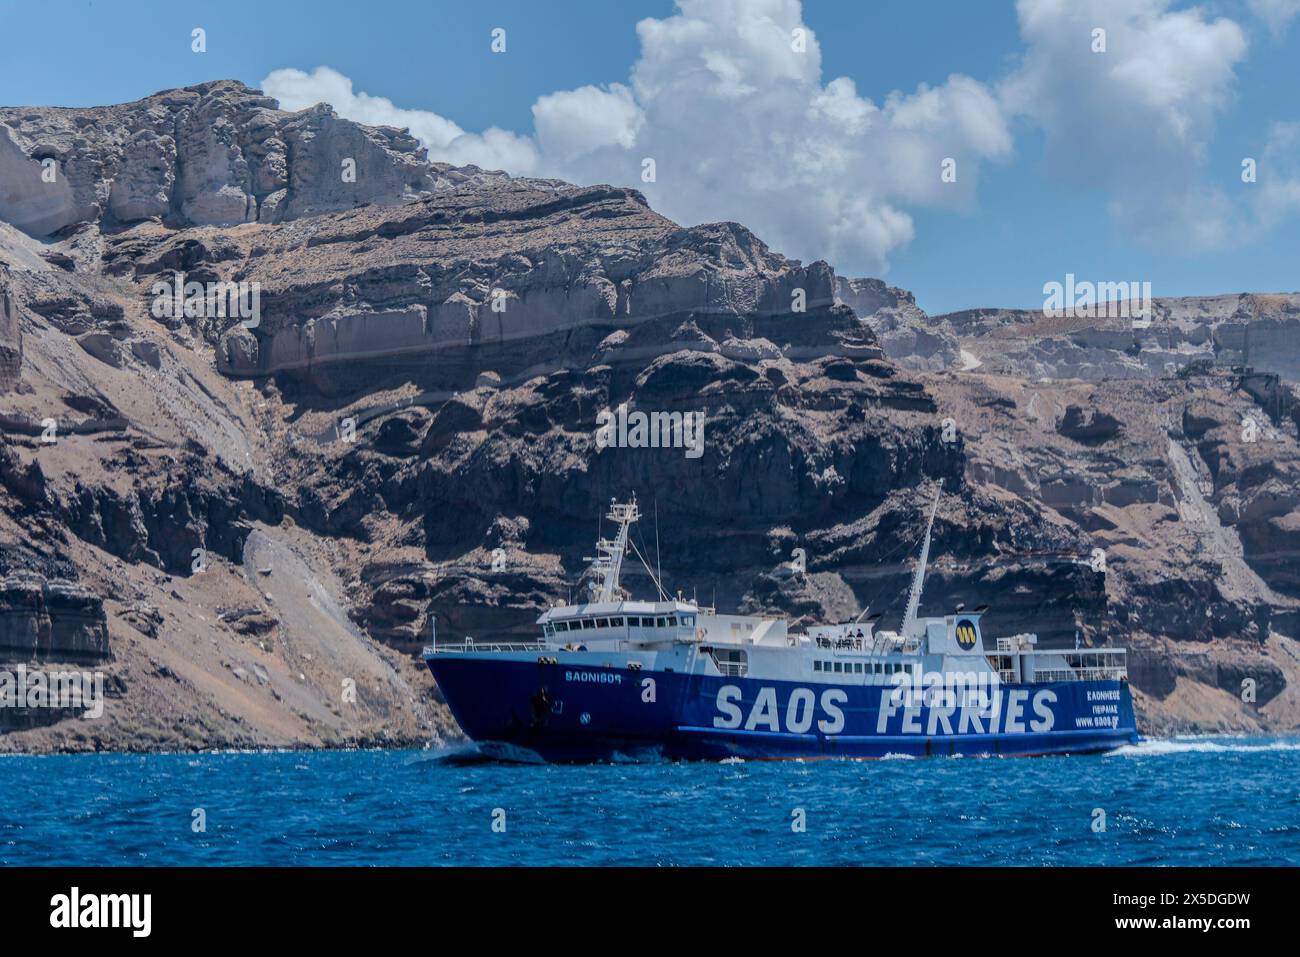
[581,619,595,630]
[656,617,667,627]
[682,615,695,627]
[596,618,610,628]
[667,616,678,627]
[610,617,624,627]
[813,661,822,672]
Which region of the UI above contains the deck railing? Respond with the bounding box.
[1031,667,1128,683]
[423,640,545,655]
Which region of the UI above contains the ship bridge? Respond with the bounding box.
[539,600,700,647]
[539,602,789,649]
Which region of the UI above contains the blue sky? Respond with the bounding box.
[2,0,1298,314]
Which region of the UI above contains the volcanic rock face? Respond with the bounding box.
[0,574,109,663]
[834,276,961,371]
[0,287,20,391]
[146,182,843,392]
[1,80,1298,749]
[932,293,1300,382]
[0,80,510,236]
[844,288,1300,384]
[1056,405,1123,445]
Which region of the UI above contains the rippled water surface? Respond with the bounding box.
[2,737,1298,865]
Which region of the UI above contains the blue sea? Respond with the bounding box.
[2,737,1298,866]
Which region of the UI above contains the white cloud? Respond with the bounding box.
[1248,0,1300,37]
[1001,0,1249,250]
[583,0,1013,273]
[261,2,1012,276]
[1254,121,1300,226]
[263,66,538,173]
[261,0,1292,271]
[532,84,643,162]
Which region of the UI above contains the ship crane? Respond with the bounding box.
[900,486,941,638]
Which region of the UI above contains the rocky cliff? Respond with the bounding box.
[0,80,512,236]
[929,293,1300,382]
[1,80,1297,750]
[834,276,961,371]
[0,286,21,391]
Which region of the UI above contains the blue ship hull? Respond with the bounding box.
[426,655,1140,762]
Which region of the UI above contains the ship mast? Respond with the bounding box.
[901,487,941,637]
[585,497,641,602]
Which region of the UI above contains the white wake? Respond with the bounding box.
[1107,736,1300,757]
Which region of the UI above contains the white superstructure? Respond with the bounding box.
[430,493,1128,690]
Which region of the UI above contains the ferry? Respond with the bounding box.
[424,495,1139,762]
